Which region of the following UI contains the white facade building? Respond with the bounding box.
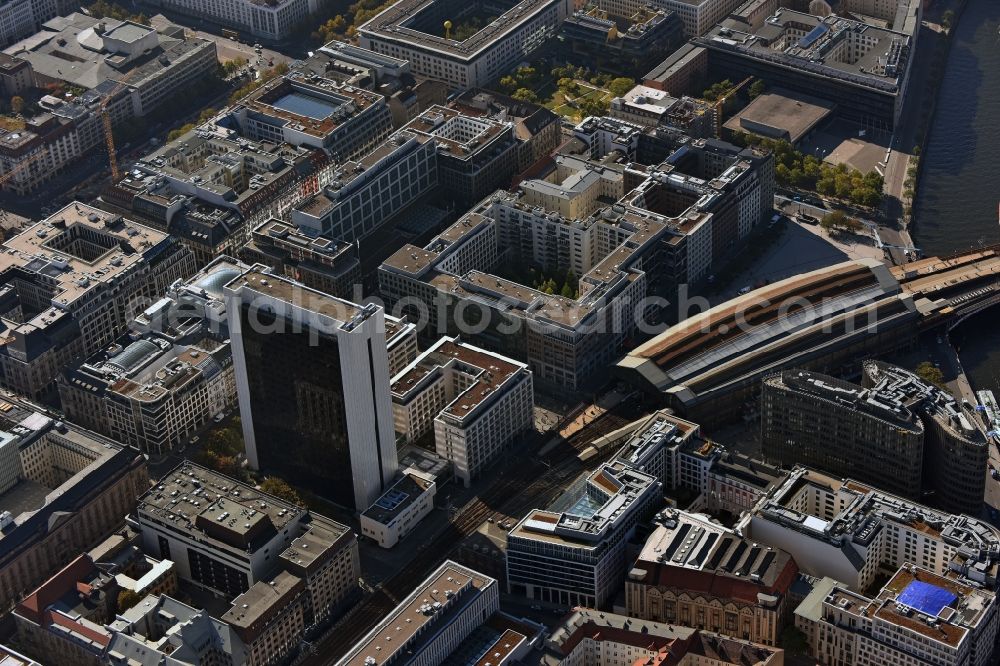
[226,266,399,510]
[360,470,436,548]
[653,0,746,36]
[739,467,1000,594]
[149,0,319,40]
[391,336,534,486]
[358,0,571,89]
[337,561,499,666]
[507,462,661,607]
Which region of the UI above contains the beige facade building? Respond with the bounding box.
[391,336,534,486]
[0,203,195,401]
[0,396,148,614]
[626,510,798,646]
[795,566,998,666]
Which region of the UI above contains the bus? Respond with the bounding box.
[222,28,240,41]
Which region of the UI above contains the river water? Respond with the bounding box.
[912,0,1000,393]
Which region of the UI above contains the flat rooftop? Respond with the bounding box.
[362,472,434,525]
[359,0,564,60]
[723,89,834,144]
[136,461,306,555]
[338,561,495,666]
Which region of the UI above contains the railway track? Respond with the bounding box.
[306,409,636,664]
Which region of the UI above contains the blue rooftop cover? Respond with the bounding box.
[897,580,957,617]
[798,23,830,49]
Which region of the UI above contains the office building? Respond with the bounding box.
[358,0,571,89]
[381,118,773,388]
[544,608,784,665]
[221,570,308,666]
[360,469,437,548]
[740,467,1000,594]
[705,450,782,516]
[336,561,499,666]
[0,52,34,96]
[147,0,315,41]
[290,105,518,240]
[0,645,40,666]
[240,218,361,301]
[863,360,989,517]
[761,362,989,516]
[507,462,661,607]
[103,593,245,665]
[118,123,316,222]
[0,0,84,48]
[9,13,217,118]
[133,461,360,616]
[58,257,245,454]
[229,72,392,158]
[695,9,914,130]
[625,509,798,645]
[652,0,746,36]
[761,369,925,501]
[0,113,83,195]
[0,203,195,401]
[795,565,998,666]
[0,397,148,614]
[225,267,400,509]
[561,7,683,76]
[13,555,120,666]
[391,336,534,486]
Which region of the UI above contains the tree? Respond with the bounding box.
[607,77,635,97]
[821,210,862,234]
[557,77,577,95]
[511,88,539,103]
[915,361,946,389]
[499,75,518,93]
[261,477,303,505]
[10,96,24,115]
[117,589,142,612]
[941,9,954,30]
[578,96,609,117]
[749,79,766,99]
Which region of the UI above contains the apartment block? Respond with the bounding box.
[740,467,1000,594]
[230,73,392,159]
[544,608,784,665]
[391,336,534,486]
[337,560,500,666]
[625,509,798,646]
[795,565,998,666]
[58,257,244,454]
[0,204,195,401]
[359,0,571,88]
[222,570,308,666]
[0,113,82,195]
[507,462,661,607]
[225,267,403,509]
[0,396,148,614]
[133,461,360,613]
[148,0,314,41]
[360,469,437,548]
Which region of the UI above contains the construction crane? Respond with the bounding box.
[714,76,753,137]
[99,69,141,182]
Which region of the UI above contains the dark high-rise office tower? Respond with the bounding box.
[226,266,398,510]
